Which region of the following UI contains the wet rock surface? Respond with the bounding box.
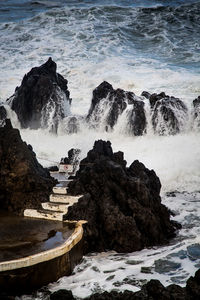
[48,165,59,172]
[50,269,200,300]
[193,96,200,129]
[60,148,81,165]
[87,81,146,136]
[0,105,7,127]
[7,58,71,132]
[50,289,74,300]
[66,140,178,253]
[0,119,55,214]
[149,92,188,135]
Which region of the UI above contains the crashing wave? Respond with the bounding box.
[6,58,71,133]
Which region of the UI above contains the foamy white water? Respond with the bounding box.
[48,191,200,298]
[20,128,200,194]
[20,192,200,299]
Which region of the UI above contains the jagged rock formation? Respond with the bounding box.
[193,96,200,129]
[65,140,178,253]
[50,268,200,300]
[0,105,7,127]
[147,92,188,135]
[87,81,146,136]
[87,83,189,136]
[0,119,56,215]
[141,90,151,99]
[7,58,71,133]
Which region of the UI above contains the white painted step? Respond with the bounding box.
[24,209,64,221]
[53,186,68,195]
[50,194,83,204]
[42,202,68,213]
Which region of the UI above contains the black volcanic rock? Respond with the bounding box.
[186,268,200,300]
[0,105,7,127]
[141,91,151,99]
[149,92,188,135]
[193,96,200,109]
[0,119,56,215]
[193,96,200,128]
[50,290,74,300]
[7,58,71,132]
[65,140,178,253]
[87,81,146,136]
[149,92,166,108]
[60,148,81,165]
[48,165,59,172]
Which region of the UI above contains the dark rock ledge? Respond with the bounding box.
[87,81,147,136]
[7,57,71,133]
[65,140,180,254]
[0,119,56,215]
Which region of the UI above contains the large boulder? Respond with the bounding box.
[65,140,178,253]
[148,92,188,135]
[7,58,71,133]
[193,96,200,129]
[0,104,7,127]
[0,119,56,215]
[87,81,146,136]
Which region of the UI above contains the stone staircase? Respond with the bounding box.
[24,180,83,221]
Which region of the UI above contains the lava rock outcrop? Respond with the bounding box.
[193,96,200,129]
[87,81,146,136]
[7,58,71,132]
[0,119,56,214]
[146,92,188,135]
[0,104,7,127]
[66,140,178,253]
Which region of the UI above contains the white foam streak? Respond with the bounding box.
[4,104,21,128]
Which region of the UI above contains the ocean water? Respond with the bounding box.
[1,0,200,298]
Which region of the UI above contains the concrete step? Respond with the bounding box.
[24,209,64,221]
[52,186,68,195]
[42,202,68,213]
[50,194,83,204]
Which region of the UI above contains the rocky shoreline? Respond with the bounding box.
[49,268,200,300]
[0,58,200,135]
[0,119,55,215]
[0,58,199,299]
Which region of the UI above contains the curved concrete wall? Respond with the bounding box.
[0,220,86,295]
[0,220,85,272]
